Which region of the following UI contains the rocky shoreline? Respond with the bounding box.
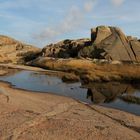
[0,25,140,139]
[27,26,140,83]
[0,75,140,139]
[1,26,140,83]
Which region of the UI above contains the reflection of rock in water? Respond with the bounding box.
[87,89,106,103]
[119,95,140,105]
[86,82,138,104]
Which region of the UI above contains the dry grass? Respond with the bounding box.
[31,57,140,83]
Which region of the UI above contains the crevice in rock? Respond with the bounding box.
[129,41,138,62]
[113,28,134,62]
[76,100,140,134]
[91,27,98,42]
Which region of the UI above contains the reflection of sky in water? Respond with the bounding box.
[133,91,140,98]
[0,71,89,103]
[0,71,140,115]
[103,99,140,116]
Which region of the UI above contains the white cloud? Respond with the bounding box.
[0,0,132,47]
[84,0,96,12]
[33,0,97,43]
[33,6,84,42]
[0,14,14,19]
[111,0,125,6]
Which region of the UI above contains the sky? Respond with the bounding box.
[0,0,140,47]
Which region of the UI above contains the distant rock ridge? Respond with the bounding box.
[0,35,18,46]
[1,26,140,64]
[41,26,140,63]
[0,35,40,64]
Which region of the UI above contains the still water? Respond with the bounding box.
[0,71,140,115]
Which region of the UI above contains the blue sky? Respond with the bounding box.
[0,0,140,47]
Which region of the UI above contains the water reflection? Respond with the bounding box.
[85,82,140,115]
[0,71,140,115]
[85,82,139,104]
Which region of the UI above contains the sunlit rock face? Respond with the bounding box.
[91,26,140,63]
[0,35,41,64]
[39,26,140,63]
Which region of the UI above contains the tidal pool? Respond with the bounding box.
[0,70,140,115]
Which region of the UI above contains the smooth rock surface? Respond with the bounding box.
[0,81,139,140]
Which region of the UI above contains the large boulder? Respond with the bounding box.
[91,26,112,44]
[91,26,140,63]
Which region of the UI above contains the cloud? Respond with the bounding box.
[33,0,97,43]
[0,0,132,47]
[84,0,97,12]
[33,6,83,42]
[0,13,14,19]
[111,0,125,6]
[0,10,47,47]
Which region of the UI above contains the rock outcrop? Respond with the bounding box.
[41,38,91,58]
[0,35,41,64]
[1,26,140,64]
[91,26,140,62]
[40,26,140,63]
